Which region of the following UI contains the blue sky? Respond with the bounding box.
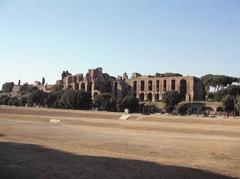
[0,0,239,87]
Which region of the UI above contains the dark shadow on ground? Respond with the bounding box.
[0,142,237,179]
[0,134,5,137]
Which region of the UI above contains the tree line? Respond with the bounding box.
[0,84,139,113]
[0,73,239,115]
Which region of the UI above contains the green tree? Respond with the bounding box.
[201,74,238,98]
[222,95,235,117]
[61,70,71,80]
[20,95,28,106]
[93,93,116,111]
[74,91,92,110]
[27,89,47,106]
[58,89,92,110]
[162,73,182,77]
[20,85,39,95]
[8,96,22,106]
[2,82,14,93]
[42,77,45,85]
[19,83,30,94]
[58,89,77,109]
[45,85,64,108]
[178,103,188,115]
[162,91,181,113]
[214,85,240,101]
[52,84,63,92]
[236,96,240,114]
[45,92,59,108]
[0,95,10,105]
[117,95,139,113]
[178,102,206,115]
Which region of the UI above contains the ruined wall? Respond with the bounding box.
[62,68,204,102]
[62,68,109,99]
[113,75,204,102]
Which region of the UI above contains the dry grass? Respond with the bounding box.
[0,106,240,178]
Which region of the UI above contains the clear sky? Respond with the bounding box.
[0,0,239,88]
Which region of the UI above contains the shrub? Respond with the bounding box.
[222,95,235,117]
[117,95,139,113]
[93,93,116,111]
[2,82,14,93]
[162,91,181,113]
[58,89,92,110]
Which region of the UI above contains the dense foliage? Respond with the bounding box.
[208,85,240,102]
[0,84,92,110]
[1,72,240,115]
[162,91,182,113]
[178,102,210,115]
[2,82,14,93]
[222,95,235,116]
[61,70,72,80]
[236,96,240,112]
[117,95,139,113]
[201,74,239,98]
[93,93,116,111]
[162,73,182,77]
[0,84,139,113]
[93,93,139,112]
[58,89,92,109]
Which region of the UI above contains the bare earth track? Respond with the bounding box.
[0,106,240,179]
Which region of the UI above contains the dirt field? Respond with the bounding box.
[0,106,240,179]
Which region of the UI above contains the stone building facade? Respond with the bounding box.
[12,83,55,96]
[112,73,205,102]
[61,68,112,99]
[62,68,204,102]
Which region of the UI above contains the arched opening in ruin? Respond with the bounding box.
[139,93,144,102]
[171,80,176,91]
[93,92,99,99]
[75,83,79,90]
[141,81,145,91]
[148,80,153,91]
[163,80,167,91]
[81,83,85,91]
[156,80,160,91]
[68,76,73,83]
[147,93,153,102]
[74,76,77,83]
[133,81,137,92]
[155,93,159,102]
[133,92,137,98]
[180,79,187,100]
[114,82,118,91]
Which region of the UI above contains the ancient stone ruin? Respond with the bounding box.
[59,67,205,102]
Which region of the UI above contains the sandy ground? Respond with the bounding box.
[0,106,240,179]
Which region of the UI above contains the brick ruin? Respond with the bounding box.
[58,68,113,99]
[12,81,55,96]
[60,67,205,102]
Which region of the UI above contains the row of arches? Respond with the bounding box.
[139,93,156,102]
[133,79,187,94]
[80,83,85,91]
[136,79,187,102]
[68,83,86,91]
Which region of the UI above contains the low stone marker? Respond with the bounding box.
[118,114,131,120]
[49,119,61,123]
